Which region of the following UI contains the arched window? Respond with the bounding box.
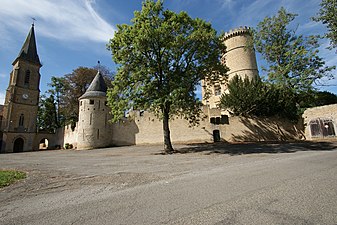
[19,114,24,126]
[24,70,30,85]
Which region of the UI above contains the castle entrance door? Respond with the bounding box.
[13,138,24,153]
[213,130,220,142]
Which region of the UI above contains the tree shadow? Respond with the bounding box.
[177,141,337,156]
[230,117,302,142]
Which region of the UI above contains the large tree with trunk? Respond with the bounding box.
[107,0,226,153]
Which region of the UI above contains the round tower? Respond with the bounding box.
[201,26,259,108]
[223,26,259,82]
[77,70,111,149]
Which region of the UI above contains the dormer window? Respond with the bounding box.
[24,70,30,85]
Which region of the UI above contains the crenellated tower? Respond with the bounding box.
[223,26,258,82]
[202,26,259,109]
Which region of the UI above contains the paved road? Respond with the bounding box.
[0,142,337,224]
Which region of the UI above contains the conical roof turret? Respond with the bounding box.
[13,24,41,66]
[79,70,107,99]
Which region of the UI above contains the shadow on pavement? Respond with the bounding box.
[176,141,337,156]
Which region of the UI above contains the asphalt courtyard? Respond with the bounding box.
[1,141,337,225]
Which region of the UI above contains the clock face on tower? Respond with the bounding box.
[22,93,29,100]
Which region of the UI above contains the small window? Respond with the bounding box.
[89,99,94,105]
[80,101,83,106]
[214,85,221,96]
[221,115,229,124]
[24,70,30,85]
[19,114,24,126]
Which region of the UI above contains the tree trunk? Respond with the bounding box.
[162,106,174,154]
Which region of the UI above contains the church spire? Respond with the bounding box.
[13,24,41,66]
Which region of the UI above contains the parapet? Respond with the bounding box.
[223,26,252,41]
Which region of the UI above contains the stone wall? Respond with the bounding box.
[111,110,301,146]
[57,107,302,150]
[222,116,300,142]
[62,123,78,148]
[1,132,37,153]
[302,104,337,140]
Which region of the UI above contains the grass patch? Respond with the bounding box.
[0,170,26,188]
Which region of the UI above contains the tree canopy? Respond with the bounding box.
[313,0,337,51]
[220,76,298,120]
[37,94,58,132]
[107,0,227,153]
[38,66,113,131]
[220,7,336,121]
[253,7,335,93]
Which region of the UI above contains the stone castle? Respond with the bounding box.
[0,25,335,153]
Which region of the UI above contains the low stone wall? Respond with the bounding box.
[112,111,301,146]
[58,109,302,150]
[61,123,78,148]
[223,116,301,142]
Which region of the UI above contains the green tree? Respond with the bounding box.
[107,0,227,153]
[313,0,337,51]
[313,91,337,106]
[48,76,67,127]
[253,7,335,93]
[47,66,114,126]
[37,94,58,132]
[220,76,298,120]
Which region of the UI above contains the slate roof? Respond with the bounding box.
[79,70,107,99]
[13,24,41,66]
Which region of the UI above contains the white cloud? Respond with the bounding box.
[0,0,116,44]
[0,92,5,105]
[218,0,234,9]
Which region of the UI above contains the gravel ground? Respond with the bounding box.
[1,141,337,224]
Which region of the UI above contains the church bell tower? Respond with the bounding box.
[1,24,42,152]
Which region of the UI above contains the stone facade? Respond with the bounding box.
[0,24,45,153]
[302,104,337,140]
[61,107,301,149]
[202,27,259,109]
[77,93,112,149]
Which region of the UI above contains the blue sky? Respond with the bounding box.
[0,0,336,104]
